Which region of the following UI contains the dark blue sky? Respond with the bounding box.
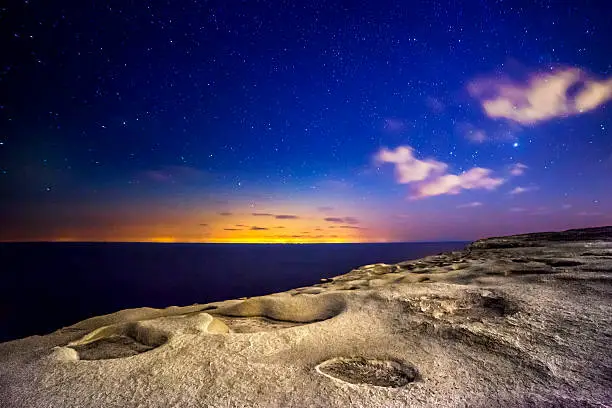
[1,0,611,242]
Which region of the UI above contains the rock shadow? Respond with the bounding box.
[316,357,418,387]
[68,322,167,360]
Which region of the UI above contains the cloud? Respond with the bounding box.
[465,129,487,143]
[509,163,528,176]
[199,223,208,227]
[252,213,299,219]
[275,214,299,220]
[223,228,241,231]
[456,121,521,143]
[414,168,504,198]
[376,146,505,199]
[457,202,483,209]
[277,234,327,239]
[468,68,612,125]
[456,123,487,143]
[376,146,447,183]
[218,212,233,216]
[324,216,360,225]
[509,186,538,195]
[575,79,612,112]
[250,226,269,230]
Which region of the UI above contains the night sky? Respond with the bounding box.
[1,1,611,243]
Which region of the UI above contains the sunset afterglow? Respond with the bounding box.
[1,2,611,243]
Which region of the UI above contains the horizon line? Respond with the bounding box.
[0,239,472,245]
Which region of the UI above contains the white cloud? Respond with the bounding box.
[466,129,487,143]
[509,207,526,212]
[575,78,612,112]
[376,146,505,199]
[509,163,528,176]
[376,146,447,183]
[509,186,538,195]
[468,68,612,125]
[415,168,504,198]
[457,202,483,208]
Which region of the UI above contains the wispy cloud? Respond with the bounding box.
[457,202,483,208]
[275,214,299,220]
[509,186,538,195]
[415,168,504,198]
[456,121,520,144]
[376,146,505,199]
[218,212,233,216]
[277,234,328,239]
[457,123,488,143]
[465,129,488,143]
[252,213,299,219]
[509,163,528,176]
[223,228,241,231]
[250,226,269,231]
[324,216,360,225]
[468,67,612,125]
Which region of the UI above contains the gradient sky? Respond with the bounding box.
[1,1,611,243]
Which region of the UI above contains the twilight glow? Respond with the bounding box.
[1,2,610,243]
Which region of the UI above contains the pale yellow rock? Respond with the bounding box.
[0,227,611,407]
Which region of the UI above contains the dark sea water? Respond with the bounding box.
[0,242,467,342]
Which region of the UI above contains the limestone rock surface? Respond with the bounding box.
[1,227,611,407]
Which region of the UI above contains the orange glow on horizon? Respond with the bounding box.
[0,201,398,243]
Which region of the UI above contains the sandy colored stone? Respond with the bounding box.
[1,226,611,407]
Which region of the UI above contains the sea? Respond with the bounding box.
[0,241,467,342]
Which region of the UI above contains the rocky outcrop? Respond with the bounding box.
[0,227,611,407]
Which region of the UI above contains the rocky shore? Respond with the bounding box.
[1,227,611,407]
